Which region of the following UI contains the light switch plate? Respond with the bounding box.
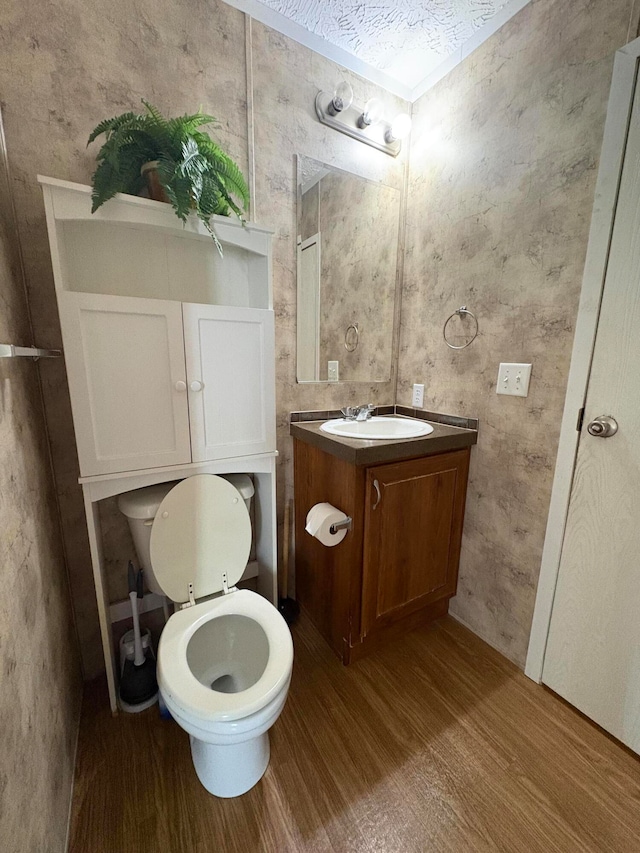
[496,363,532,397]
[328,360,339,382]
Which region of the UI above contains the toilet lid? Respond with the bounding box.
[150,474,251,604]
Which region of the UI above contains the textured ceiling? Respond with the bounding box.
[256,0,515,91]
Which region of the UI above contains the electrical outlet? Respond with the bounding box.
[496,363,532,397]
[328,360,339,382]
[412,383,425,408]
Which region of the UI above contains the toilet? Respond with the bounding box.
[118,474,293,798]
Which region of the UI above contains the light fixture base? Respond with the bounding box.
[315,92,401,157]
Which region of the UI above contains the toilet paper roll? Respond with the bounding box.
[305,502,349,547]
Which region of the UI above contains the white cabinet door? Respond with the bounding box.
[59,292,192,476]
[183,304,276,462]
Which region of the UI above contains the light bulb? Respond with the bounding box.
[329,80,353,114]
[358,98,385,128]
[385,112,412,143]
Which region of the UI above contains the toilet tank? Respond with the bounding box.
[117,475,255,596]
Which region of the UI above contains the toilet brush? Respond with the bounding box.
[119,562,158,711]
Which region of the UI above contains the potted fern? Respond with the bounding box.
[88,100,249,256]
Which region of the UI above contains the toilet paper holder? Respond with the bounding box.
[330,516,352,535]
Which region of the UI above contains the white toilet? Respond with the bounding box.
[118,474,293,798]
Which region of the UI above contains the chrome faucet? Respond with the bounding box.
[341,403,375,422]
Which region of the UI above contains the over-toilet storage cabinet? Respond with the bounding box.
[40,176,277,713]
[60,293,275,476]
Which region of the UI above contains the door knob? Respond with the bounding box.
[174,380,187,392]
[587,415,618,437]
[189,380,204,392]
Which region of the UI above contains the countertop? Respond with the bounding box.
[290,411,478,466]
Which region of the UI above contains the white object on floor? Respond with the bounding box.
[119,473,293,797]
[159,590,292,797]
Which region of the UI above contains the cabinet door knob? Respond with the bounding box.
[372,479,381,510]
[189,380,204,392]
[174,380,187,392]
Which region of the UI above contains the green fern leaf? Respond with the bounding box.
[87,111,139,145]
[141,100,164,126]
[88,99,250,250]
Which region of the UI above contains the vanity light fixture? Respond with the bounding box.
[385,113,413,143]
[357,98,384,128]
[315,85,410,157]
[327,81,354,116]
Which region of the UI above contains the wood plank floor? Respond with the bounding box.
[69,614,640,852]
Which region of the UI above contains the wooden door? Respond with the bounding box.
[182,303,276,462]
[59,291,191,477]
[541,74,640,754]
[361,450,469,637]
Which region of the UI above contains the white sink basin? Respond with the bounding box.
[320,416,434,441]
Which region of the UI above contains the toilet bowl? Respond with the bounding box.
[119,474,293,798]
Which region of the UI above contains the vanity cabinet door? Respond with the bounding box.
[59,291,192,477]
[182,303,276,462]
[361,450,470,638]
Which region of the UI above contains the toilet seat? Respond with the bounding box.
[150,474,251,604]
[158,589,293,724]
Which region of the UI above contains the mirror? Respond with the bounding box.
[296,155,401,383]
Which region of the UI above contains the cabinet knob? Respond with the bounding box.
[174,380,187,392]
[189,380,204,392]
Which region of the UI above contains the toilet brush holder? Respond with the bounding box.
[119,564,159,713]
[118,627,158,714]
[119,628,154,673]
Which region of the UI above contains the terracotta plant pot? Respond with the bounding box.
[140,160,170,204]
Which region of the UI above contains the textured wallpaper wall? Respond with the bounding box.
[398,0,639,666]
[1,0,636,687]
[0,119,81,851]
[0,0,408,675]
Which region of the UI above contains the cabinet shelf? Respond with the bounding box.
[39,176,273,310]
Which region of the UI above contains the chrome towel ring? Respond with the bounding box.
[443,306,478,350]
[344,322,359,352]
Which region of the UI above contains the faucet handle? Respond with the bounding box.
[355,403,376,421]
[341,406,357,420]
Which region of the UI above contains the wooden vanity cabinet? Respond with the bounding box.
[293,440,470,663]
[361,452,468,639]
